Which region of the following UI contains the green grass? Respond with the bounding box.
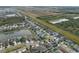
[0,17,24,26]
[55,18,79,36]
[37,15,66,21]
[4,44,26,53]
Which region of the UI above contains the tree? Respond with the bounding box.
[16,38,20,43]
[9,40,14,46]
[4,41,8,48]
[20,37,26,43]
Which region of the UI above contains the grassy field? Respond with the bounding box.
[55,18,79,36]
[0,17,24,26]
[37,15,65,21]
[4,44,26,53]
[22,12,79,45]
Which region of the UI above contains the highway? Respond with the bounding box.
[23,14,77,53]
[20,11,79,45]
[0,10,78,53]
